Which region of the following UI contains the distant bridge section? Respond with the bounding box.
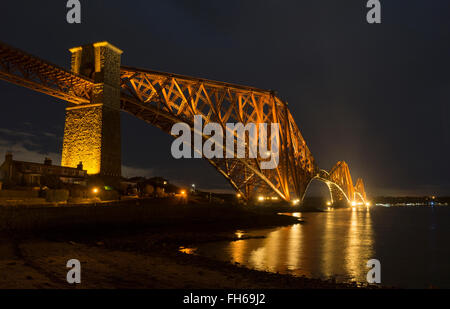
[315,161,368,205]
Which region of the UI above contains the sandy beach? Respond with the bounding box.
[0,200,376,289]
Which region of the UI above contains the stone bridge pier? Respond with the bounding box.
[61,42,123,187]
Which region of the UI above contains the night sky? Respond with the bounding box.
[0,1,449,196]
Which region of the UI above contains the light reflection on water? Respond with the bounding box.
[197,208,375,283]
[179,246,197,255]
[195,206,450,288]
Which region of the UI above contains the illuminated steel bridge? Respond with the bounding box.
[0,41,367,205]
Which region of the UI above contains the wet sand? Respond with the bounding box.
[0,200,376,289]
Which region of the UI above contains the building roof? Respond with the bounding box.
[7,159,87,178]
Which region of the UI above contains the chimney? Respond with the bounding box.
[44,157,52,166]
[77,161,83,170]
[5,152,12,163]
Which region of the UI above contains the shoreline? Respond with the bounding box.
[0,200,379,289]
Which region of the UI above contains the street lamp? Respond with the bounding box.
[92,187,100,206]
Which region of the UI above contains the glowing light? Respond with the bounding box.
[180,190,186,196]
[326,201,332,206]
[179,246,196,255]
[92,187,99,194]
[236,193,242,198]
[351,201,357,207]
[352,207,356,211]
[365,201,371,207]
[271,197,279,200]
[163,181,167,185]
[258,196,265,202]
[292,199,300,206]
[235,231,244,238]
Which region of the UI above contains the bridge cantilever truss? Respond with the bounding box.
[119,66,317,201]
[0,42,93,105]
[0,41,367,203]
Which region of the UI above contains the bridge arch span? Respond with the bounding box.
[303,174,351,206]
[300,176,334,204]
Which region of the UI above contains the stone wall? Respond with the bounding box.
[61,42,122,182]
[45,189,70,203]
[61,105,103,174]
[0,190,39,198]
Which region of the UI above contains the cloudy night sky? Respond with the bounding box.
[0,0,449,196]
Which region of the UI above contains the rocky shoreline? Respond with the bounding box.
[0,200,379,289]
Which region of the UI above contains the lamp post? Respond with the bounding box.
[92,187,100,206]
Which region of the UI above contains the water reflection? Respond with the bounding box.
[286,223,300,271]
[195,207,450,288]
[345,208,374,281]
[235,230,245,239]
[179,246,197,255]
[230,235,247,264]
[200,208,375,283]
[321,208,335,278]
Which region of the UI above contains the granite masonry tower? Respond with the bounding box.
[61,42,122,185]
